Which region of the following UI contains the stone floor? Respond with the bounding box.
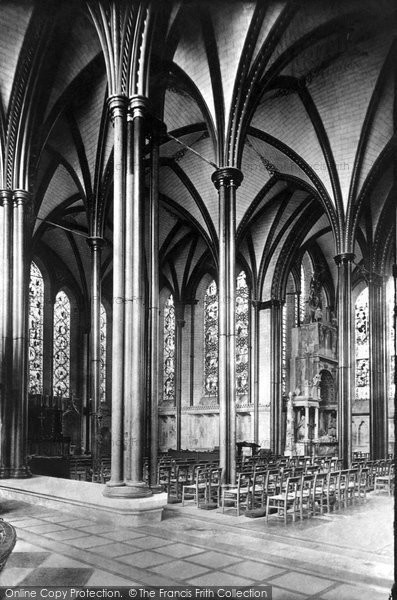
[0,491,393,599]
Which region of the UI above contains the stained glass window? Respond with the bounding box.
[282,304,287,395]
[100,304,107,403]
[28,262,44,394]
[163,294,176,401]
[236,271,249,395]
[204,280,218,395]
[300,264,306,324]
[53,290,71,397]
[355,287,369,399]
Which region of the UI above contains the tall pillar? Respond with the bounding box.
[335,253,355,468]
[106,94,127,490]
[0,190,13,477]
[368,273,387,458]
[251,301,261,444]
[124,95,151,496]
[10,189,31,478]
[270,299,283,456]
[87,237,105,466]
[175,306,185,452]
[148,121,162,488]
[211,168,243,484]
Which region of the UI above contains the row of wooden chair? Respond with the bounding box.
[266,468,368,524]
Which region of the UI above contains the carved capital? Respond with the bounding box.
[128,95,150,121]
[334,252,355,266]
[86,236,106,252]
[0,189,12,206]
[13,189,31,207]
[106,94,128,121]
[211,167,243,190]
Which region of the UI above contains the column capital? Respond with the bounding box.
[0,189,13,206]
[259,298,284,310]
[13,189,31,206]
[251,300,267,310]
[106,94,128,121]
[211,167,243,190]
[86,236,106,251]
[334,252,355,265]
[128,95,150,120]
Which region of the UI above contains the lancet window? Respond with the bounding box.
[100,304,107,403]
[236,271,249,395]
[204,281,219,395]
[163,294,176,402]
[355,287,369,400]
[28,262,44,394]
[53,291,71,397]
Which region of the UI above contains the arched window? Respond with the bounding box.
[53,290,71,397]
[204,280,218,395]
[355,288,369,400]
[163,294,176,401]
[282,304,287,395]
[236,271,249,395]
[28,262,44,394]
[300,264,306,324]
[203,273,250,397]
[100,304,107,403]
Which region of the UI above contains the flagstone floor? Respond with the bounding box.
[0,491,392,600]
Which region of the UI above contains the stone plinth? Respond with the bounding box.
[0,476,167,527]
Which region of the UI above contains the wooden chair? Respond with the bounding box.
[251,469,267,509]
[182,467,209,507]
[374,462,394,495]
[300,474,315,519]
[313,472,328,515]
[266,475,301,524]
[221,472,252,515]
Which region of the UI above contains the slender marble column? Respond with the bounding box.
[10,190,31,478]
[270,299,283,456]
[251,301,261,445]
[148,121,162,489]
[105,95,127,491]
[175,307,185,452]
[368,273,387,459]
[124,95,151,496]
[314,406,319,441]
[0,190,12,477]
[87,237,105,465]
[335,253,355,469]
[211,168,243,484]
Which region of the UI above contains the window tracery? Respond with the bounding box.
[163,294,176,402]
[100,304,107,403]
[28,262,44,394]
[236,271,249,395]
[204,281,218,395]
[53,290,71,397]
[355,288,369,399]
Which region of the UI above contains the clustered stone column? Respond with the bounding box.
[270,299,284,456]
[335,252,355,468]
[368,272,387,459]
[87,236,105,465]
[104,94,151,497]
[211,167,243,484]
[0,189,31,478]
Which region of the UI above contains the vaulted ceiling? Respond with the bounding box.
[0,0,395,310]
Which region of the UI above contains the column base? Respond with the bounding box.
[0,468,11,479]
[103,483,152,498]
[150,484,164,494]
[8,466,31,478]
